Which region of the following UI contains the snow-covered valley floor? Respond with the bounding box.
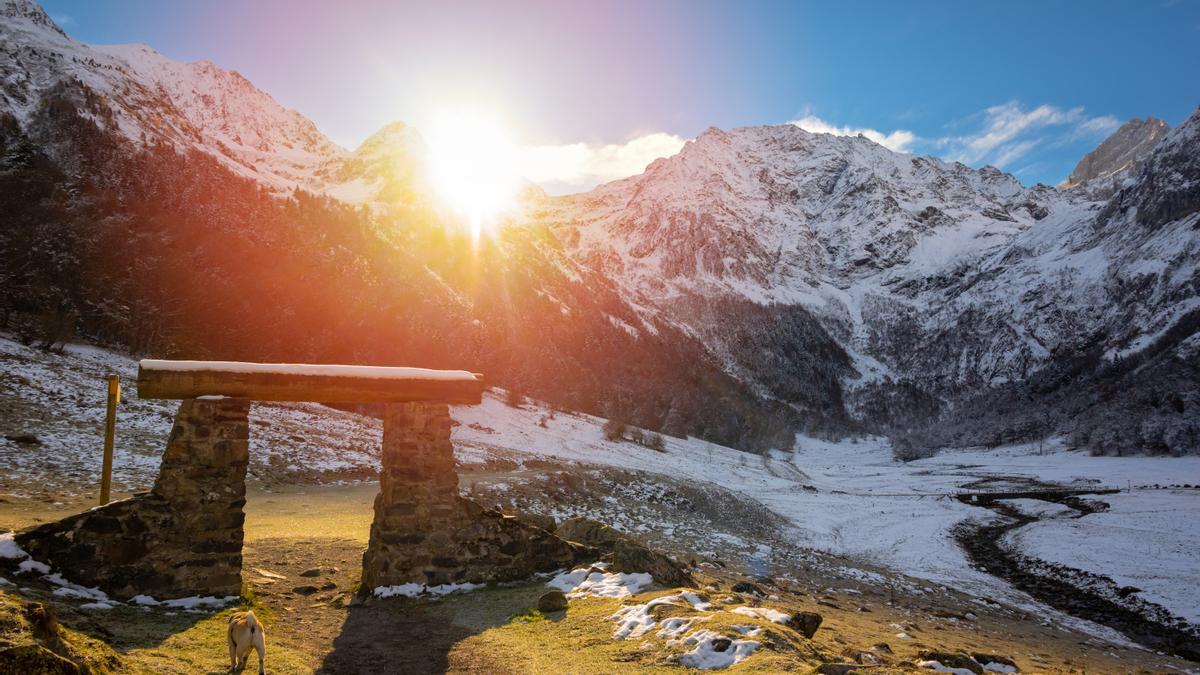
[2,335,1198,654]
[453,397,1200,633]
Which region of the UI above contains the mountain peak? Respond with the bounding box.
[1,0,65,38]
[1060,116,1170,189]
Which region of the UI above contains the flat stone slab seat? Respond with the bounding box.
[15,359,577,601]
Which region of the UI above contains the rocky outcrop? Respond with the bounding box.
[611,538,694,588]
[360,403,578,591]
[16,398,250,600]
[554,517,622,549]
[1060,117,1169,189]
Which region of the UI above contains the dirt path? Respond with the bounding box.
[955,493,1200,661]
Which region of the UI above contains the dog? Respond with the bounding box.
[227,610,266,674]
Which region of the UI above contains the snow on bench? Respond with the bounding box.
[137,359,484,404]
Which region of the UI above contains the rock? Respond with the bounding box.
[3,433,41,446]
[918,650,983,674]
[554,517,621,549]
[299,568,322,577]
[1061,117,1169,189]
[24,602,57,638]
[971,653,1018,671]
[731,581,765,597]
[610,538,694,587]
[787,610,823,639]
[320,581,337,590]
[855,651,886,665]
[816,665,865,675]
[711,638,732,653]
[871,643,893,654]
[537,590,568,613]
[515,511,556,533]
[292,585,320,596]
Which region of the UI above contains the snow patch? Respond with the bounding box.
[16,560,50,575]
[546,566,653,598]
[373,582,481,599]
[730,605,791,624]
[673,629,759,669]
[0,533,29,560]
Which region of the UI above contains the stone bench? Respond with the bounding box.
[16,360,575,600]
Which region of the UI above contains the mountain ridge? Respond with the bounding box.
[2,0,1197,455]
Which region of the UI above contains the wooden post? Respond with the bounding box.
[99,374,119,506]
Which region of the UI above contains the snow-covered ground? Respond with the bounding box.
[0,336,380,496]
[2,335,1198,634]
[454,396,1200,628]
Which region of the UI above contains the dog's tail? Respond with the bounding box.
[245,610,259,634]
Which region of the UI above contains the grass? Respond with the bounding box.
[508,607,547,623]
[0,591,124,673]
[118,606,314,674]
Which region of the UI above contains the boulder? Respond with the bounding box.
[610,538,694,588]
[731,581,765,597]
[918,651,983,674]
[515,511,556,533]
[971,653,1018,671]
[554,517,621,549]
[3,433,41,446]
[787,610,823,639]
[537,590,568,613]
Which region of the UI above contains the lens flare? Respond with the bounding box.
[426,110,518,243]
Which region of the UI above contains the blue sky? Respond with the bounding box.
[39,0,1200,192]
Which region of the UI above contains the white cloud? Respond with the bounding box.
[937,102,1119,169]
[788,115,916,152]
[516,132,687,194]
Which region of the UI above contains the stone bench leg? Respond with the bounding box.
[16,398,250,600]
[360,403,576,594]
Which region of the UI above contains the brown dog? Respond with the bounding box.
[227,610,266,674]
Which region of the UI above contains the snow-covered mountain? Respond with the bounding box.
[0,0,347,189]
[528,111,1200,452]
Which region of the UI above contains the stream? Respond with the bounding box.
[954,490,1200,662]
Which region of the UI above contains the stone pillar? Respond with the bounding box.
[361,403,577,592]
[16,398,250,600]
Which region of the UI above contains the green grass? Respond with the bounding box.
[508,607,547,623]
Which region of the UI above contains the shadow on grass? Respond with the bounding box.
[317,583,554,674]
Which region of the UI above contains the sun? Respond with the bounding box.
[426,109,519,243]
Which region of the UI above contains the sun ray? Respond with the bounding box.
[426,109,518,242]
